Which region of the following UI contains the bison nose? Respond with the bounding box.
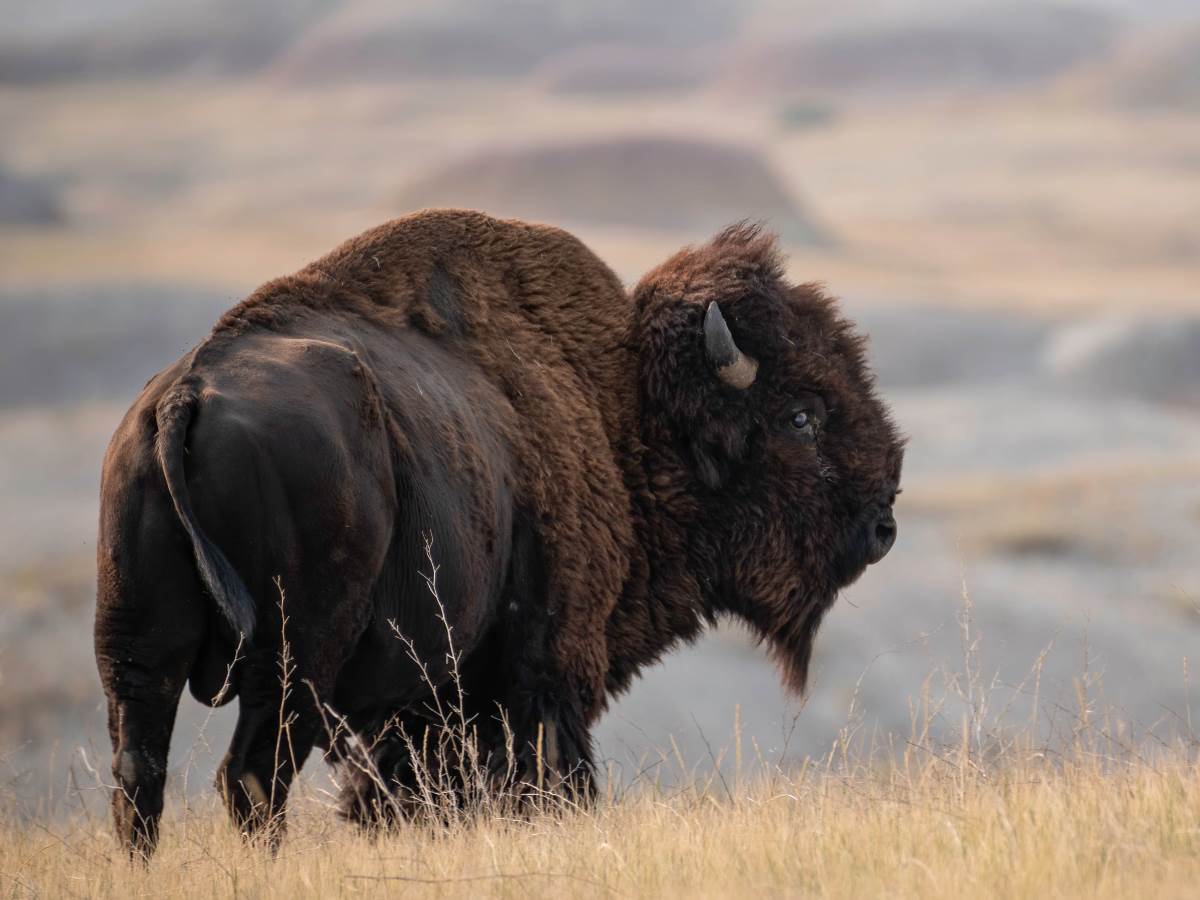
[867,512,897,564]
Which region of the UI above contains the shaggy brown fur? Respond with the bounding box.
[613,225,903,696]
[95,209,902,854]
[221,210,643,716]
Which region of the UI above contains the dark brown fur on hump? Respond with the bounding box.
[212,210,643,717]
[204,212,901,720]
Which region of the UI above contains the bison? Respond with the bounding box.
[95,209,903,855]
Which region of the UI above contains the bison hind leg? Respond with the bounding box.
[334,708,481,828]
[335,724,415,829]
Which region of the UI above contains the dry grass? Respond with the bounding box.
[2,740,1198,898]
[3,579,1199,899]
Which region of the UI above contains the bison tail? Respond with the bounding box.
[155,382,257,641]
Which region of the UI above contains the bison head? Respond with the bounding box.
[636,223,905,694]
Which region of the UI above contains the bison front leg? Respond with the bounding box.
[498,524,598,803]
[500,616,597,800]
[509,689,596,803]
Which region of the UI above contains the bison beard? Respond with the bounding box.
[94,210,903,854]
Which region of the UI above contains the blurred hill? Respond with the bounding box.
[262,0,741,85]
[395,137,829,243]
[1054,24,1200,110]
[0,163,62,225]
[532,44,712,96]
[1047,316,1200,407]
[0,285,230,409]
[0,0,334,83]
[724,4,1121,97]
[11,0,1194,88]
[0,0,748,85]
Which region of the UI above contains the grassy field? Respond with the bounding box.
[4,739,1198,898]
[5,589,1198,900]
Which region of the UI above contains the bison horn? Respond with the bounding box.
[704,302,758,389]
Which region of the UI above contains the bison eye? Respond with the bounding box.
[783,393,825,439]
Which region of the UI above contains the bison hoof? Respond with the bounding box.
[110,750,165,859]
[217,767,285,847]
